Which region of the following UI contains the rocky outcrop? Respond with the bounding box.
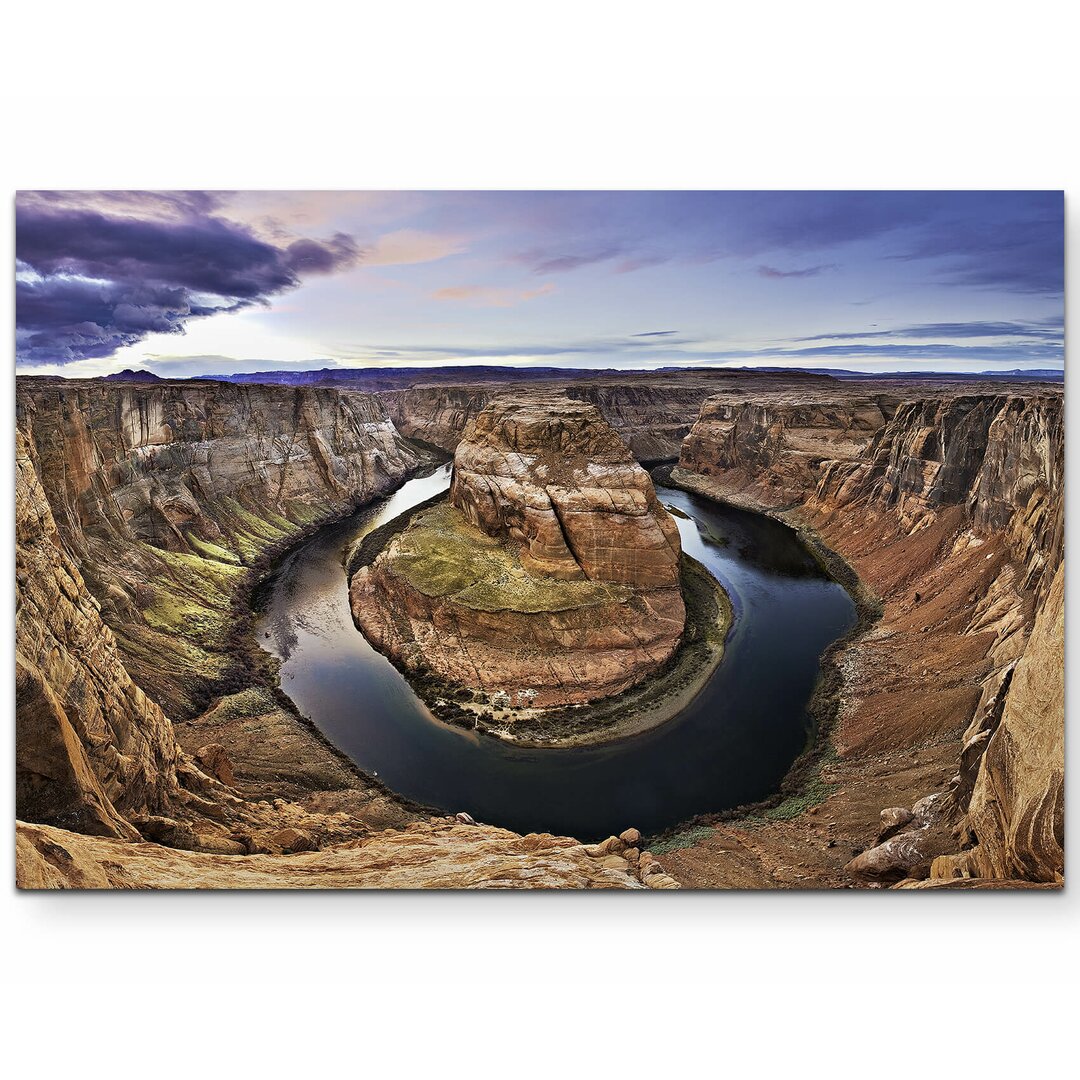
[931,563,1064,883]
[351,395,687,710]
[17,819,678,890]
[450,396,683,587]
[669,384,1064,888]
[16,429,179,837]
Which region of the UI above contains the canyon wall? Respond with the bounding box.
[382,372,836,462]
[16,380,425,715]
[16,428,180,838]
[670,386,1064,886]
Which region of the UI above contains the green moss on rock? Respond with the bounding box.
[387,503,632,613]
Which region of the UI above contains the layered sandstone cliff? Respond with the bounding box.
[351,395,687,710]
[16,428,178,838]
[667,385,1064,888]
[16,379,424,715]
[381,371,836,462]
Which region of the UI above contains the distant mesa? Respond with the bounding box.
[101,368,163,382]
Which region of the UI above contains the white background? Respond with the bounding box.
[3,2,1077,1076]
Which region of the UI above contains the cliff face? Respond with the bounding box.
[677,392,898,508]
[449,396,683,587]
[16,429,179,838]
[932,563,1064,883]
[381,376,814,462]
[351,395,686,709]
[671,386,1064,887]
[808,394,1064,595]
[16,380,425,716]
[18,381,421,558]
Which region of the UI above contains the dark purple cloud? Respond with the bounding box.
[15,276,246,363]
[15,194,360,363]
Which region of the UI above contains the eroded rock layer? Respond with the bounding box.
[16,379,424,715]
[351,395,686,708]
[18,820,677,890]
[380,369,836,461]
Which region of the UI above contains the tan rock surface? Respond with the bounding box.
[450,395,683,586]
[932,563,1064,883]
[17,820,671,890]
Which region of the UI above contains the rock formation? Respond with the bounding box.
[17,819,677,890]
[351,395,686,709]
[380,369,836,461]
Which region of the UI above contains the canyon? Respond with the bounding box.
[349,395,692,717]
[14,371,1064,889]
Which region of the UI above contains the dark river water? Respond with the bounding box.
[256,464,856,840]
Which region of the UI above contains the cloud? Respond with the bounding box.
[614,254,671,273]
[15,276,247,363]
[888,202,1063,295]
[15,194,362,362]
[284,233,360,274]
[757,263,838,279]
[432,282,555,307]
[795,319,1064,343]
[515,246,624,274]
[632,330,679,337]
[359,229,467,266]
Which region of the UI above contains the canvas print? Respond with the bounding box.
[14,190,1063,890]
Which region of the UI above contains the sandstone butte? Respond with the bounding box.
[349,394,687,708]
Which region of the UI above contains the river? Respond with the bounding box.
[255,464,855,839]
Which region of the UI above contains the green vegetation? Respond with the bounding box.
[755,775,838,822]
[745,744,840,823]
[389,503,631,612]
[186,533,243,565]
[647,825,716,855]
[142,546,244,667]
[201,687,277,724]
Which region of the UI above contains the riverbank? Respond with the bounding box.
[172,461,451,821]
[347,492,733,748]
[649,465,999,887]
[647,465,880,845]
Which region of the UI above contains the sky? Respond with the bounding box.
[14,190,1064,377]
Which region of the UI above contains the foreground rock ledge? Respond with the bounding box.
[17,820,679,890]
[350,395,688,710]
